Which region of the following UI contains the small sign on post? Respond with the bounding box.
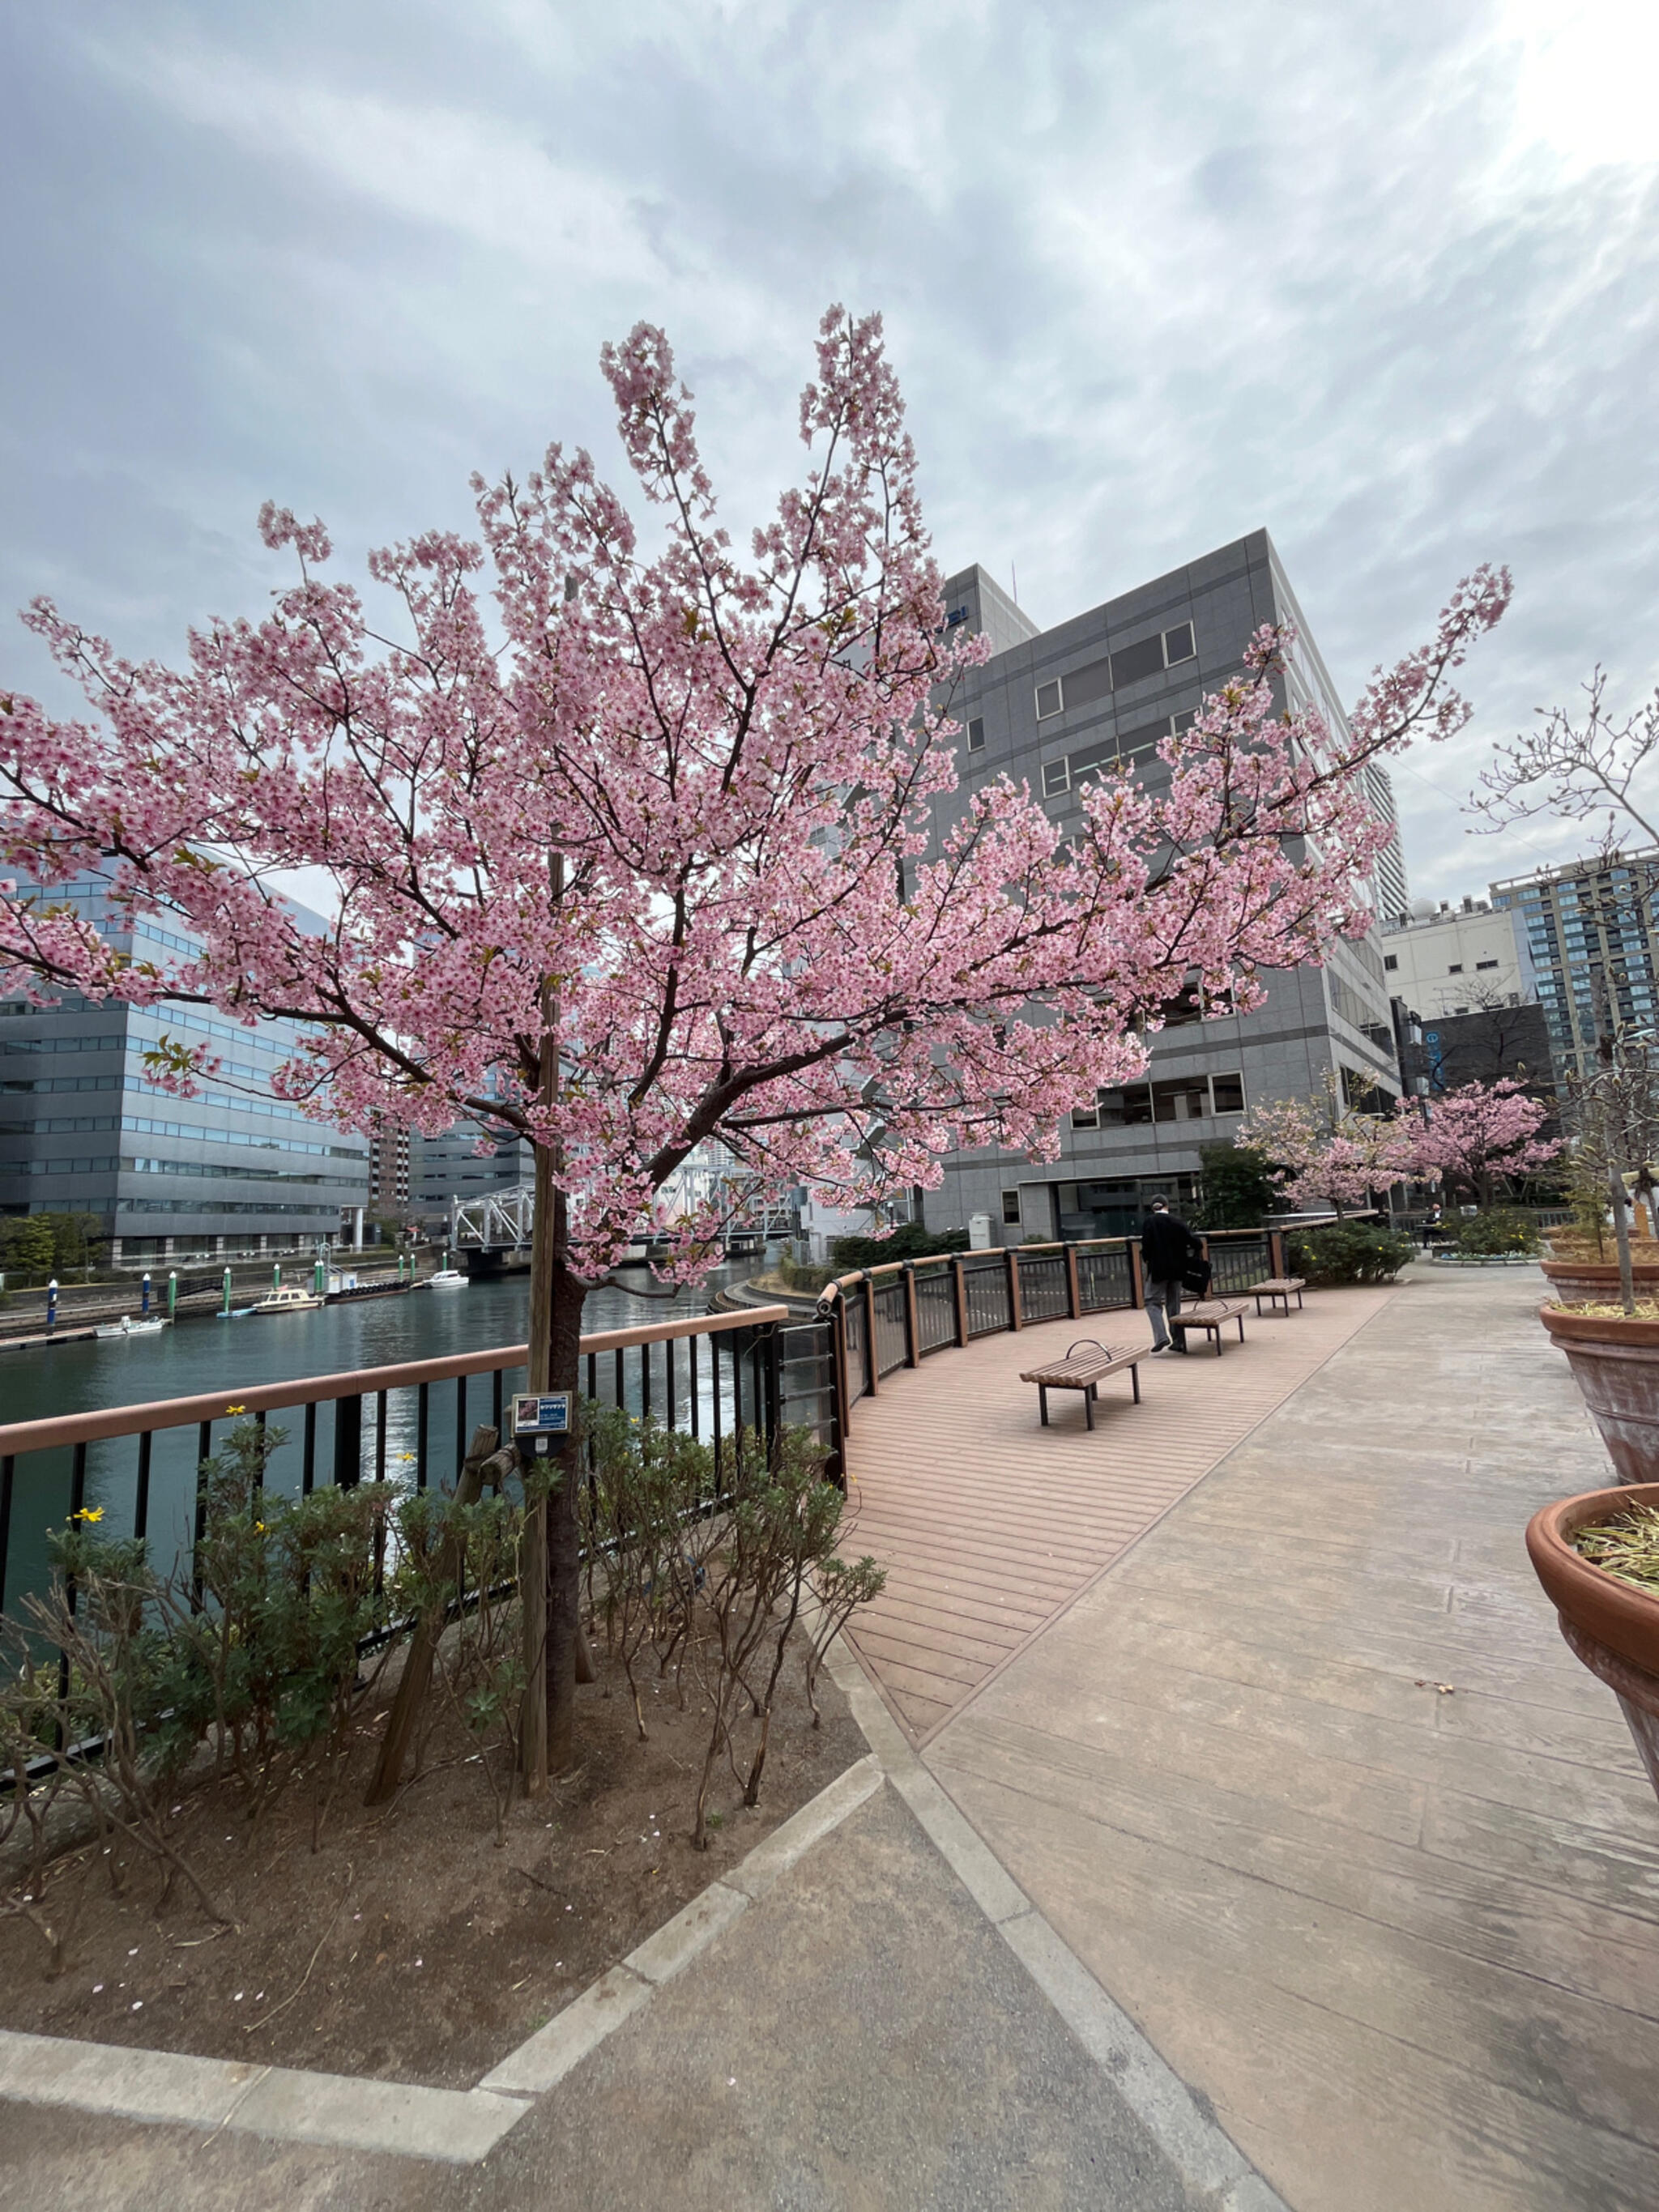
[511,1392,574,1457]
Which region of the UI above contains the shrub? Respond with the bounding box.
[1452,1208,1538,1256]
[1286,1222,1417,1285]
[1194,1142,1278,1230]
[778,1250,834,1294]
[829,1221,968,1271]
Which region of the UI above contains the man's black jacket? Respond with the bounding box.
[1141,1210,1203,1282]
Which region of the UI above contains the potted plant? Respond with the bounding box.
[1541,1151,1659,1303]
[1525,1484,1659,1806]
[1540,1039,1659,1481]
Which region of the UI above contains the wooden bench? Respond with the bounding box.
[1248,1276,1307,1317]
[1018,1338,1144,1430]
[1170,1298,1250,1355]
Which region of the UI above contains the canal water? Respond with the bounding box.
[0,1258,766,1620]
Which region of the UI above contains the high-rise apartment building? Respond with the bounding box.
[909,530,1405,1242]
[0,876,369,1262]
[1490,851,1659,1075]
[367,1119,412,1230]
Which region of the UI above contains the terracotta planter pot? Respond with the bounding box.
[1541,1255,1659,1306]
[1541,1304,1659,1485]
[1525,1481,1659,1805]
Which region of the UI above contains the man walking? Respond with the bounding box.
[1141,1195,1205,1354]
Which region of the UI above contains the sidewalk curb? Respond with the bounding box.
[824,1644,1294,2212]
[0,1750,885,2163]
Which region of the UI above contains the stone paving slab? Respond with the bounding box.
[925,1262,1659,2212]
[0,1791,1226,2212]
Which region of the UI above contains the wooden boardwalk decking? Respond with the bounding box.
[842,1286,1398,1743]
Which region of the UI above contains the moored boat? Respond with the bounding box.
[249,1285,325,1315]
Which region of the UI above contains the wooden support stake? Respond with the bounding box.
[1007,1247,1023,1331]
[1064,1242,1081,1319]
[952,1256,969,1347]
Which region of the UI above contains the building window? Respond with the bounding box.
[1098,1084,1154,1125]
[1152,1077,1210,1123]
[966,717,985,752]
[1448,963,1463,974]
[1210,1072,1245,1115]
[1070,1098,1099,1129]
[1034,680,1063,719]
[1042,758,1070,798]
[1108,623,1196,692]
[1384,953,1398,970]
[1476,957,1499,970]
[1001,1188,1021,1224]
[946,606,969,627]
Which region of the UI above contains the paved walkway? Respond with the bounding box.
[925,1264,1659,2212]
[4,1262,1655,2210]
[842,1285,1397,1741]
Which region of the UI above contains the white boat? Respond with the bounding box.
[426,1268,469,1288]
[249,1285,325,1315]
[96,1315,171,1339]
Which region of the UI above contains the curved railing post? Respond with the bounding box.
[1064,1242,1081,1319]
[1006,1247,1024,1331]
[863,1274,880,1396]
[1128,1239,1145,1307]
[902,1262,920,1368]
[952,1255,969,1346]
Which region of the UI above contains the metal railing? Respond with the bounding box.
[0,1225,1288,1628]
[0,1306,844,1624]
[817,1230,1289,1441]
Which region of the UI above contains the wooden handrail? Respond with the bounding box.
[0,1304,790,1460]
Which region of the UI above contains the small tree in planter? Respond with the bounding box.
[1526,1485,1659,1809]
[1538,1042,1659,1481]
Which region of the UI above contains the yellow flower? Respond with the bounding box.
[73,1507,104,1524]
[254,1522,267,1534]
[226,1403,246,1415]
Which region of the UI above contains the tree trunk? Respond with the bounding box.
[543,1236,586,1775]
[1610,1165,1636,1316]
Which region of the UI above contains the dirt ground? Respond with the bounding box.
[0,1635,863,2089]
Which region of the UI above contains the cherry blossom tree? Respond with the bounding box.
[0,307,1508,1783]
[1412,1077,1560,1206]
[1239,1072,1421,1216]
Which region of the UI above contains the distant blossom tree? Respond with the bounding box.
[1239,1072,1421,1217]
[0,307,1509,1784]
[1411,1078,1560,1207]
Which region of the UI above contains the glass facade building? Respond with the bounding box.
[1491,851,1659,1076]
[0,877,369,1262]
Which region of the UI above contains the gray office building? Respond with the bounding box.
[0,876,369,1263]
[409,1119,531,1238]
[919,531,1405,1241]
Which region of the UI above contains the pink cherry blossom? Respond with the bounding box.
[0,307,1508,1769]
[1409,1078,1559,1205]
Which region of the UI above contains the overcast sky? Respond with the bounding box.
[5,0,1657,906]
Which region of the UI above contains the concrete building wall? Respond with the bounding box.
[799,532,1407,1257]
[1380,901,1533,1015]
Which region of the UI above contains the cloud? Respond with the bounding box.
[3,0,1657,903]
